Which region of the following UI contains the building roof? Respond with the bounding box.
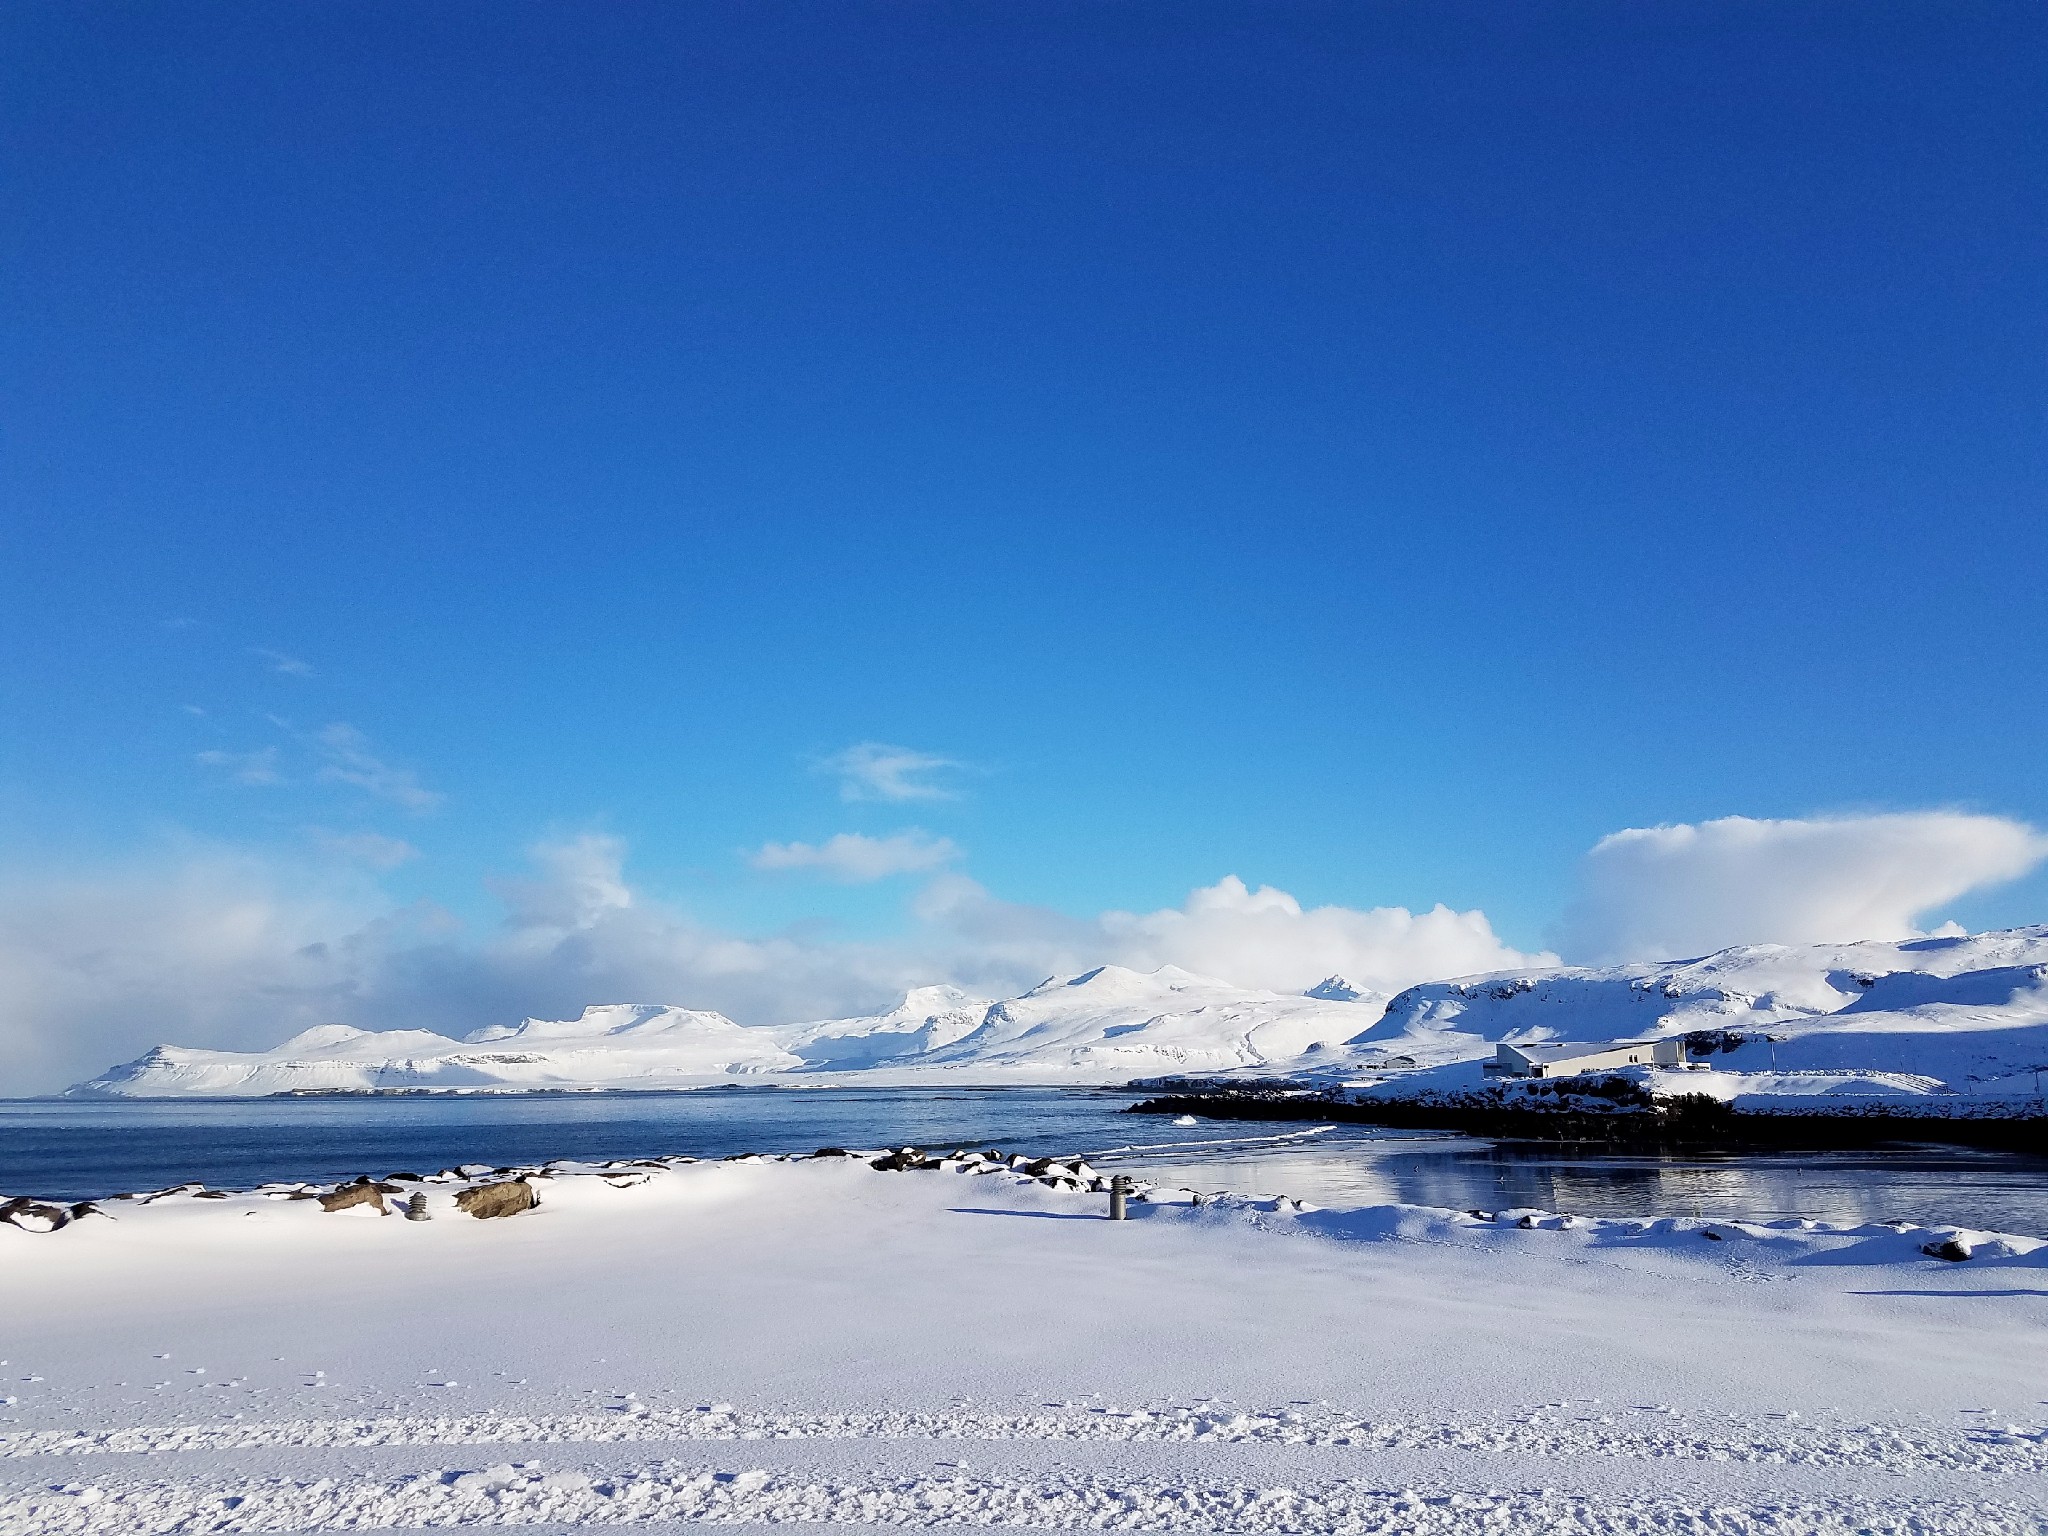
[1499,1039,1658,1063]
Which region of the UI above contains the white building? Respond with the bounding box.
[1486,1038,1693,1079]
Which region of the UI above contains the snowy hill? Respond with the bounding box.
[1343,927,2048,1099]
[769,985,993,1070]
[909,965,1374,1078]
[68,968,1379,1096]
[74,1006,801,1096]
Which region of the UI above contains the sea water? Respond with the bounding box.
[4,1087,2046,1235]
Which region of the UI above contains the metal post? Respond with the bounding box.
[405,1192,430,1222]
[1108,1174,1130,1221]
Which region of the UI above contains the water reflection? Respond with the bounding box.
[1103,1130,2048,1236]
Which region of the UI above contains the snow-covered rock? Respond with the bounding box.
[1304,975,1377,1003]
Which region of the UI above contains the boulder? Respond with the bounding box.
[0,1197,70,1233]
[1922,1236,1974,1262]
[454,1179,538,1219]
[318,1181,389,1215]
[870,1148,936,1171]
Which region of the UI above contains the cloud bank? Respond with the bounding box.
[7,810,2039,1094]
[1559,812,2048,963]
[0,837,1538,1094]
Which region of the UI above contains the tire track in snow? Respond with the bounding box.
[7,1404,2045,1477]
[9,1462,2044,1534]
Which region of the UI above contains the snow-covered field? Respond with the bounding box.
[7,1154,2047,1534]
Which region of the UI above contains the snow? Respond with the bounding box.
[1330,927,2048,1109]
[74,1006,801,1096]
[62,927,2048,1108]
[70,966,1377,1096]
[5,1156,2045,1534]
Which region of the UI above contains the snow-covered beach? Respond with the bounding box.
[7,1152,2047,1534]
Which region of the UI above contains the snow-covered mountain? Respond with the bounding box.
[75,1006,803,1097]
[67,967,1379,1096]
[911,965,1374,1077]
[770,985,992,1070]
[1345,927,2048,1096]
[67,930,2048,1100]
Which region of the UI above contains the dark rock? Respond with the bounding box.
[0,1197,70,1232]
[318,1182,389,1215]
[1922,1237,1973,1262]
[454,1180,538,1219]
[810,1147,851,1158]
[869,1149,937,1172]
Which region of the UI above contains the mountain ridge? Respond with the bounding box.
[66,927,2048,1098]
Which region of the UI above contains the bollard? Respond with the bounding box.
[1108,1174,1131,1221]
[405,1192,431,1222]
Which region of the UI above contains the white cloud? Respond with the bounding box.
[1100,875,1551,995]
[823,742,962,803]
[492,833,635,931]
[11,811,2042,1094]
[315,723,443,813]
[1559,812,2048,964]
[751,831,961,882]
[910,874,1547,997]
[309,830,421,871]
[0,849,401,1093]
[196,747,283,786]
[252,647,314,678]
[0,837,1544,1094]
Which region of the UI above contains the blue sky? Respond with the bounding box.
[3,3,2046,1083]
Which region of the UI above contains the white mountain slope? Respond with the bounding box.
[1341,927,2048,1099]
[769,985,993,1070]
[69,931,2048,1100]
[74,1006,801,1097]
[910,964,1375,1078]
[68,969,1380,1097]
